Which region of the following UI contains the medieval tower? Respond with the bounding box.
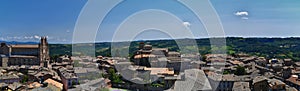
[39,37,50,67]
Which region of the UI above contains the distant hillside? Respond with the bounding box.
[48,37,300,61]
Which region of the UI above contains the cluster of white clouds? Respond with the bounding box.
[0,35,43,41]
[0,35,69,43]
[0,29,72,43]
[234,11,249,20]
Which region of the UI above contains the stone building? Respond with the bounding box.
[253,76,269,91]
[58,67,78,91]
[0,37,49,67]
[133,43,169,67]
[207,73,237,91]
[133,42,198,72]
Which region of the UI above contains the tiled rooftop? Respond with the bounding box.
[10,44,39,48]
[233,82,251,91]
[44,78,63,90]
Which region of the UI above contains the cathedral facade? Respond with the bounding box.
[0,37,50,67]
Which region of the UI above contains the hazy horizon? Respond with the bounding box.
[2,36,300,44]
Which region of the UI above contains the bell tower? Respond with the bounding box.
[39,37,49,67]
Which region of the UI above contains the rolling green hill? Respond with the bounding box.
[49,37,300,61]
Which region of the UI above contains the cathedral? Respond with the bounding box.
[0,37,50,67]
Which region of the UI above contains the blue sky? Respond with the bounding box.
[0,0,300,43]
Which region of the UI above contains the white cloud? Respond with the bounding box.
[183,22,191,27]
[34,35,41,39]
[235,11,249,20]
[235,11,249,16]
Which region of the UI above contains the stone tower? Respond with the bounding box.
[39,37,50,67]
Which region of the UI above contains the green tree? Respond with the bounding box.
[21,75,29,83]
[107,68,122,83]
[223,70,230,74]
[71,81,77,88]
